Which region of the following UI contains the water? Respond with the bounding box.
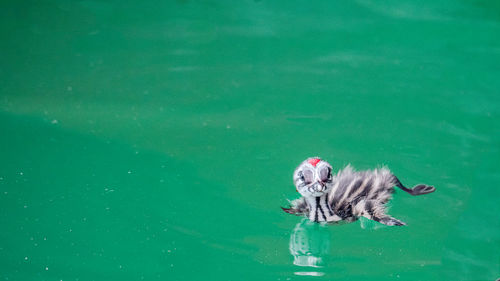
[1,1,499,280]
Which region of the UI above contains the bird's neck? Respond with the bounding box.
[304,194,340,223]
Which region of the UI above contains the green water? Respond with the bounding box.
[1,1,499,280]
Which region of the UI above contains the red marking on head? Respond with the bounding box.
[308,158,321,167]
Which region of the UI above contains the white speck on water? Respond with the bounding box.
[19,172,23,176]
[51,119,58,124]
[127,170,132,174]
[226,124,231,129]
[45,266,49,270]
[24,256,28,260]
[170,264,174,267]
[67,86,72,91]
[23,205,27,208]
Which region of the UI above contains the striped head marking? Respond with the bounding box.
[294,158,334,198]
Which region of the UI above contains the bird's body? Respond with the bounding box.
[282,158,435,226]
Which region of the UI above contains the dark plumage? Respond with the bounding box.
[282,158,435,226]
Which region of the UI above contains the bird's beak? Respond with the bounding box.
[314,182,325,192]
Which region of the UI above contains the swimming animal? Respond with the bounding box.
[282,158,435,226]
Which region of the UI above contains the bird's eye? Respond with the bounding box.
[302,169,314,184]
[319,167,331,182]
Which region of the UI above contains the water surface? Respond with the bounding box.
[1,1,499,280]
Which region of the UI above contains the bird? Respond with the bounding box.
[282,157,435,226]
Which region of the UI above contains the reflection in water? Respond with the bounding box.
[289,219,331,276]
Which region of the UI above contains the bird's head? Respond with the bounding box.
[293,158,334,198]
